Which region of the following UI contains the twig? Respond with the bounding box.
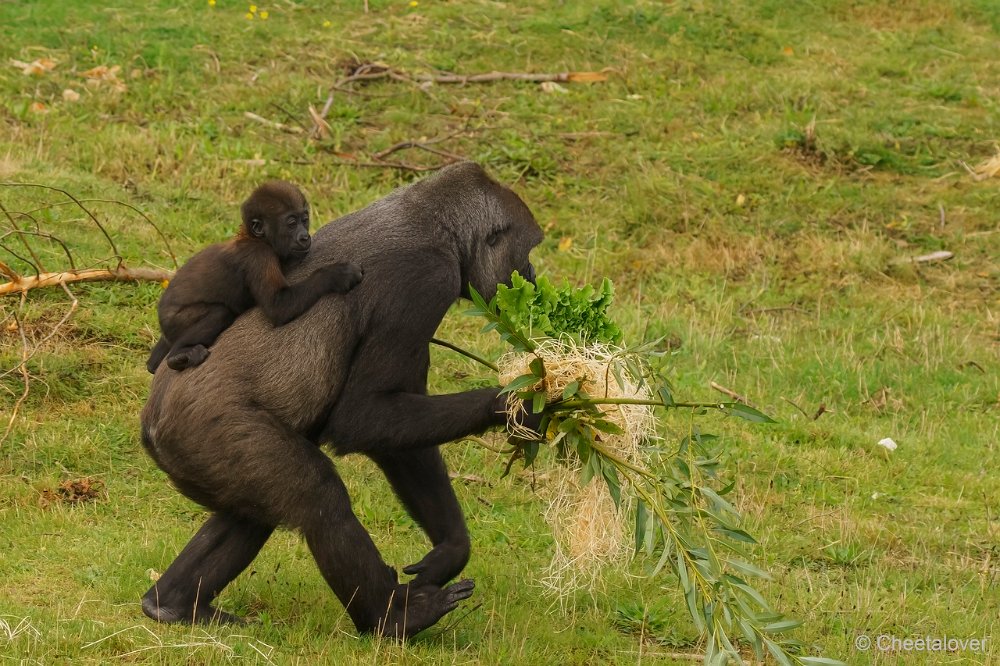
[0,266,172,296]
[710,381,754,407]
[1,199,47,272]
[409,71,609,85]
[0,228,76,269]
[326,158,442,173]
[0,183,122,264]
[430,337,499,372]
[0,282,78,382]
[11,198,177,268]
[1,310,30,446]
[372,140,465,162]
[315,62,609,127]
[268,102,311,133]
[459,435,514,455]
[781,396,810,419]
[244,111,303,134]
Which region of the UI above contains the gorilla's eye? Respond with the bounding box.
[486,229,504,247]
[287,216,298,226]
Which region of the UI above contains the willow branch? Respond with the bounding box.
[430,337,499,372]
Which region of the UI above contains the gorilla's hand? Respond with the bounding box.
[492,392,545,436]
[403,540,470,587]
[319,262,364,293]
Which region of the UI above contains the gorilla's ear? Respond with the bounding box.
[250,219,265,238]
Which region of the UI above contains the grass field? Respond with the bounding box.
[1,1,997,664]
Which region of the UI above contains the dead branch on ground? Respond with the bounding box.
[0,183,176,444]
[308,61,611,169]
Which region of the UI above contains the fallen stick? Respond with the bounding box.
[0,266,172,296]
[244,111,303,134]
[408,70,609,84]
[710,381,754,407]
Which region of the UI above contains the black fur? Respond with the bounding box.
[139,162,543,637]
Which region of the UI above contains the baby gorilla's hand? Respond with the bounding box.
[322,262,364,293]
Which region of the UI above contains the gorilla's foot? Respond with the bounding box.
[375,579,475,639]
[141,593,245,625]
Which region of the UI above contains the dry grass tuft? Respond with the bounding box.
[497,338,657,595]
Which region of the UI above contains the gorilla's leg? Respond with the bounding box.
[146,336,170,374]
[142,512,274,624]
[370,448,471,587]
[294,455,474,638]
[147,420,473,637]
[164,307,234,371]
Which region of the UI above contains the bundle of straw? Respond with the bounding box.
[497,338,657,592]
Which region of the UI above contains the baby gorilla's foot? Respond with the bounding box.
[166,345,210,371]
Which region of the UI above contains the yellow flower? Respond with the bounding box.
[160,279,170,289]
[208,0,215,5]
[260,10,268,19]
[409,0,418,6]
[322,19,332,27]
[249,4,257,12]
[246,11,254,19]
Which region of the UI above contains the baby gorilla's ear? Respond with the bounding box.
[250,219,265,238]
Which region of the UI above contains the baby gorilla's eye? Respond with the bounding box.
[287,216,298,226]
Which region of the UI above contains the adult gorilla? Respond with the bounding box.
[140,162,543,637]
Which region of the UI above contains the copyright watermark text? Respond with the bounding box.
[855,634,988,653]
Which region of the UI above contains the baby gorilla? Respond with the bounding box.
[147,181,362,373]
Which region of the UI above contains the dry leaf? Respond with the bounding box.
[81,64,127,93]
[62,89,81,102]
[29,102,48,114]
[540,81,569,94]
[307,104,331,139]
[567,71,608,82]
[969,147,1000,181]
[10,57,57,76]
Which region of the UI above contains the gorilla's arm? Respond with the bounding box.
[328,385,502,454]
[322,260,505,454]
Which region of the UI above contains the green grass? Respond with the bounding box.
[1,0,997,663]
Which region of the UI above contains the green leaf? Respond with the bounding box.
[764,639,795,666]
[528,356,546,378]
[602,462,622,507]
[500,374,540,394]
[522,441,540,467]
[715,527,758,545]
[739,618,764,661]
[634,500,647,554]
[727,559,773,581]
[762,619,803,634]
[532,391,546,414]
[561,380,580,400]
[590,418,625,435]
[799,658,848,666]
[721,403,778,424]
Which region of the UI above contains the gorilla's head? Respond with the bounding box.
[414,162,544,302]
